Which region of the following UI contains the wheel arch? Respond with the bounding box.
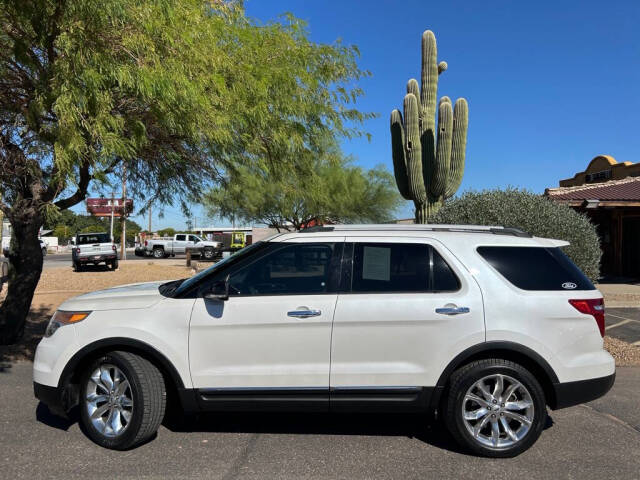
[433,341,559,410]
[58,337,186,412]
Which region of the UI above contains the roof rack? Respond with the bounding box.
[300,224,532,238]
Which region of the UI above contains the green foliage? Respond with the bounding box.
[0,0,372,214]
[204,149,402,231]
[157,228,177,238]
[48,210,141,244]
[430,188,602,281]
[390,31,469,223]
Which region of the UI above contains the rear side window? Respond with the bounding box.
[477,246,595,291]
[351,243,459,293]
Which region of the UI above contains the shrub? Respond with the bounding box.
[430,188,601,281]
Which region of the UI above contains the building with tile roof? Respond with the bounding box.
[546,156,640,277]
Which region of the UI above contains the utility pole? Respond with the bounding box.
[110,192,115,242]
[120,165,127,261]
[148,205,152,233]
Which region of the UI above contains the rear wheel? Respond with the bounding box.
[444,359,546,458]
[153,248,164,259]
[73,261,83,272]
[110,259,119,270]
[79,351,166,450]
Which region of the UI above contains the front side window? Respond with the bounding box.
[350,243,459,293]
[189,235,199,242]
[228,243,338,296]
[477,246,595,291]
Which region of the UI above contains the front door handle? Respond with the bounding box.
[435,306,470,315]
[287,308,321,318]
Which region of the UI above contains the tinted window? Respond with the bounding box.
[431,248,460,291]
[175,234,186,241]
[189,235,199,242]
[228,243,337,295]
[477,246,595,291]
[77,233,110,245]
[351,243,428,292]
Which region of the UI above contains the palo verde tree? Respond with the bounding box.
[0,0,372,343]
[204,145,402,231]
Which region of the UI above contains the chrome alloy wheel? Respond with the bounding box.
[461,374,534,449]
[85,364,134,437]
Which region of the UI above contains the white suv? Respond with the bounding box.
[33,225,615,457]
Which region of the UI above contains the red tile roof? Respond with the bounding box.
[546,177,640,201]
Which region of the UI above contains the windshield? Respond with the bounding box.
[173,241,266,296]
[77,233,111,244]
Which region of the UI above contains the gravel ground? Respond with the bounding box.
[1,264,639,366]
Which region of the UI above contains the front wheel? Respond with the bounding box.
[202,247,215,260]
[443,359,546,458]
[79,351,166,450]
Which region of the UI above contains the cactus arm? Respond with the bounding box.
[430,100,453,197]
[406,78,420,102]
[390,109,411,200]
[445,98,468,199]
[403,93,427,204]
[437,61,448,75]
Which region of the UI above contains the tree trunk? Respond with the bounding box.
[0,216,44,345]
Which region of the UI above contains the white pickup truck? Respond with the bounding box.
[144,233,222,260]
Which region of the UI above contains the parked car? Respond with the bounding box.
[2,239,47,258]
[71,232,118,271]
[34,224,614,456]
[144,233,222,260]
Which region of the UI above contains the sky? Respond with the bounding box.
[106,0,640,229]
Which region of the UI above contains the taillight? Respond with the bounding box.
[112,245,117,252]
[144,240,148,246]
[569,298,605,337]
[76,247,81,254]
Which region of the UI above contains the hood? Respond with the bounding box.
[58,281,167,312]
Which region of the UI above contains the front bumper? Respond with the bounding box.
[552,372,616,409]
[34,381,78,418]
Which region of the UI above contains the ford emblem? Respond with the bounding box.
[562,282,577,290]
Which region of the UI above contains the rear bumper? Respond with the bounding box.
[552,372,615,409]
[76,254,117,263]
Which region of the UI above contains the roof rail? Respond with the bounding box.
[300,224,532,238]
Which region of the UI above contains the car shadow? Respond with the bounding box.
[164,411,467,455]
[75,264,113,273]
[36,402,76,431]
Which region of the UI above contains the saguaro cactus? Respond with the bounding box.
[390,30,468,223]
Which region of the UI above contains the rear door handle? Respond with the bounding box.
[287,308,321,318]
[435,307,470,315]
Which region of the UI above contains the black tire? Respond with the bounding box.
[42,247,47,257]
[79,351,166,450]
[153,248,164,259]
[110,259,119,270]
[443,359,546,458]
[73,261,83,272]
[203,247,214,260]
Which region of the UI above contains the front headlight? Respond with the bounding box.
[44,311,91,338]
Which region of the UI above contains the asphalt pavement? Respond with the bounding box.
[0,361,638,480]
[42,250,147,269]
[606,308,640,345]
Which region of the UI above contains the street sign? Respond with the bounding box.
[86,198,134,217]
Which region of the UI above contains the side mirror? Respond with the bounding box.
[202,275,229,301]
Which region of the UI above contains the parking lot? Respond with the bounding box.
[0,361,638,480]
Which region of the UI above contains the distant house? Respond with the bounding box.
[545,155,640,277]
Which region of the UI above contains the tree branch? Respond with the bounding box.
[53,161,91,209]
